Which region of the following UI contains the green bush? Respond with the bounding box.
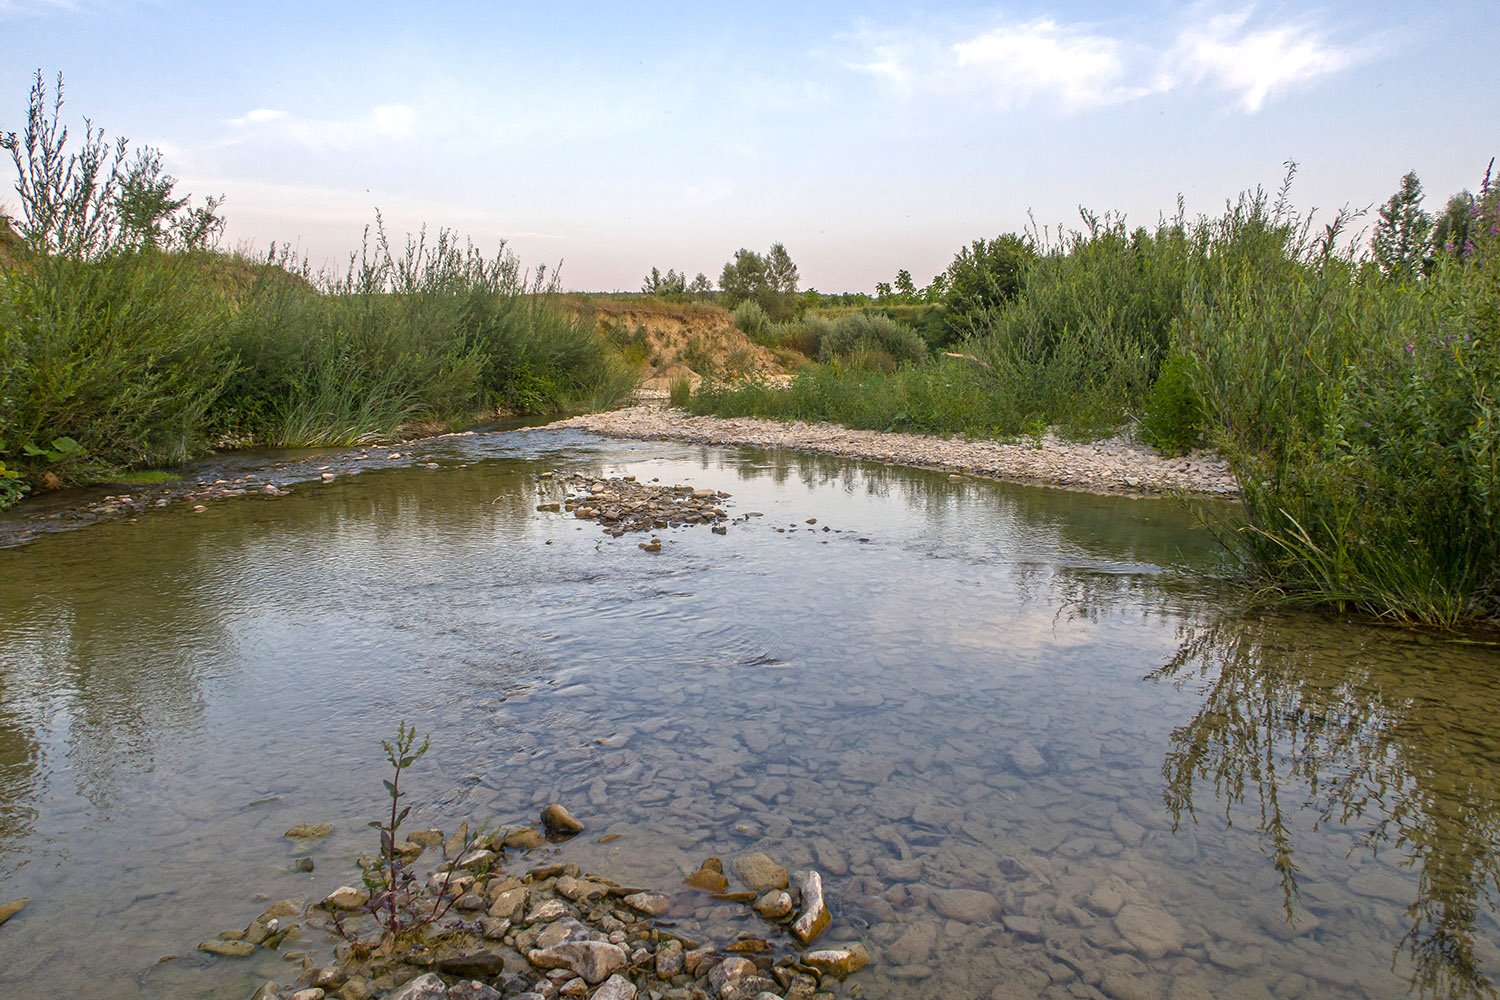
[1140,350,1203,455]
[731,299,769,340]
[815,312,928,366]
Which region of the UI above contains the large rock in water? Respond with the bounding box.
[1113,903,1185,959]
[790,871,830,943]
[541,803,584,836]
[733,851,789,892]
[802,943,870,977]
[527,940,628,984]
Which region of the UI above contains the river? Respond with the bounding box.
[0,427,1496,998]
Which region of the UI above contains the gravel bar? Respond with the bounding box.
[550,406,1240,497]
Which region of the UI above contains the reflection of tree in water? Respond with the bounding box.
[0,668,40,875]
[1153,614,1500,999]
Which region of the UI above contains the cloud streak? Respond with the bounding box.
[224,103,418,150]
[1165,11,1363,112]
[842,6,1371,115]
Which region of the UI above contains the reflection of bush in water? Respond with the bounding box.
[1153,615,1500,999]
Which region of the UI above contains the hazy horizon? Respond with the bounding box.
[5,1,1497,292]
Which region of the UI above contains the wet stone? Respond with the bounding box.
[733,851,789,892]
[198,939,257,958]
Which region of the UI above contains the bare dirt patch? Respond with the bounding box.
[574,298,794,398]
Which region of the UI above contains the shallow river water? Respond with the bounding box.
[0,428,1497,999]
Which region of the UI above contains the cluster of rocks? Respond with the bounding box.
[216,809,868,1000]
[549,407,1240,497]
[534,473,735,541]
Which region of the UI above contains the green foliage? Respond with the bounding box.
[641,266,687,296]
[1140,350,1204,455]
[942,233,1036,333]
[731,299,770,340]
[964,212,1192,434]
[1371,170,1432,278]
[0,459,26,508]
[813,311,927,366]
[690,359,1022,438]
[1,70,223,258]
[1181,175,1500,624]
[1,249,235,474]
[718,242,800,317]
[668,374,692,408]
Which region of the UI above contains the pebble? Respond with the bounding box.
[550,406,1240,497]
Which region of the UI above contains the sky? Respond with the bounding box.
[3,1,1497,292]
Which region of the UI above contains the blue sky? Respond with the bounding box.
[4,1,1497,291]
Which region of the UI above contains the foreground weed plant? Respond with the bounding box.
[330,722,478,946]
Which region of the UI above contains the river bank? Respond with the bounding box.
[550,406,1239,498]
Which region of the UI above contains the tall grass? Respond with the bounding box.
[1,75,633,496]
[690,359,1020,437]
[220,223,630,447]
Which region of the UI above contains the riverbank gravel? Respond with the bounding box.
[550,406,1240,498]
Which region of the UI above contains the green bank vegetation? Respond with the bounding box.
[688,164,1500,627]
[0,72,631,503]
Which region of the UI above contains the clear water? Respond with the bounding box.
[0,428,1496,999]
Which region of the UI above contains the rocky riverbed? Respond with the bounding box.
[212,807,867,1000]
[549,407,1238,498]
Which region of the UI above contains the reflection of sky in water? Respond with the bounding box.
[0,429,1493,999]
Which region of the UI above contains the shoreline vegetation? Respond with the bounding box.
[3,71,1498,625]
[0,73,634,507]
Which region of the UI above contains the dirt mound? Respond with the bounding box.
[579,298,791,390]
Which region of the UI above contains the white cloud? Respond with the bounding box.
[224,103,418,150]
[227,108,286,127]
[951,19,1148,110]
[841,7,1369,115]
[1165,11,1363,113]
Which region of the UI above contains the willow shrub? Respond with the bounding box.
[219,225,631,447]
[1183,231,1500,625]
[0,250,234,472]
[962,216,1194,436]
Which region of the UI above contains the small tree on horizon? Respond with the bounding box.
[1371,170,1432,278]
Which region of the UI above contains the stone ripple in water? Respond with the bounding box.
[0,431,1494,999]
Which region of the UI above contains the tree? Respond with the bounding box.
[718,247,767,303]
[892,268,916,301]
[942,233,1035,325]
[1431,191,1474,262]
[1371,170,1432,278]
[687,272,712,294]
[641,266,687,296]
[765,242,799,294]
[719,243,800,316]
